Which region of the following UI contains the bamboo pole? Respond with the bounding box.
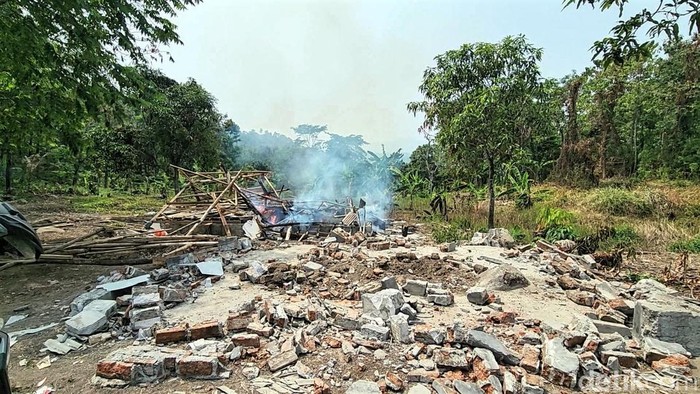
[44,227,105,253]
[186,170,241,236]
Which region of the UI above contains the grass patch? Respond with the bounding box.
[669,236,700,253]
[70,194,163,215]
[589,188,656,217]
[599,225,641,250]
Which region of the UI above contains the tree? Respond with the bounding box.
[408,35,544,228]
[292,124,327,148]
[0,0,201,194]
[564,0,700,66]
[142,73,225,191]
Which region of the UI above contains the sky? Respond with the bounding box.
[157,0,638,155]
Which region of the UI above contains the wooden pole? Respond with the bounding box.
[44,227,105,254]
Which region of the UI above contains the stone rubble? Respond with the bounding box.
[40,226,697,394]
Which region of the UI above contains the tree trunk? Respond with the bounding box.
[172,166,180,193]
[487,156,495,229]
[4,148,12,196]
[71,159,81,188]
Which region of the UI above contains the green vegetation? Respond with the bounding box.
[669,236,700,253]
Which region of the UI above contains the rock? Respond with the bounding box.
[381,276,400,290]
[473,264,488,274]
[542,338,579,388]
[419,359,435,370]
[473,347,500,376]
[461,329,520,365]
[566,290,596,307]
[519,332,542,345]
[241,260,268,283]
[65,309,108,336]
[563,331,587,348]
[401,303,418,320]
[374,349,388,360]
[361,324,390,341]
[477,264,529,291]
[595,281,620,302]
[599,340,626,352]
[606,356,620,372]
[467,287,489,305]
[592,319,632,338]
[432,380,459,394]
[608,298,635,316]
[630,279,678,298]
[454,380,485,394]
[440,242,457,252]
[388,314,411,343]
[556,275,579,290]
[596,305,628,325]
[434,348,469,369]
[130,306,161,331]
[600,351,637,368]
[633,296,700,356]
[485,228,516,248]
[485,375,503,394]
[407,368,440,383]
[519,344,541,373]
[554,239,576,252]
[651,354,691,375]
[242,366,260,379]
[403,279,428,296]
[267,350,298,372]
[428,291,454,306]
[362,289,405,320]
[303,261,324,272]
[520,375,545,394]
[346,380,381,394]
[162,287,188,303]
[70,288,111,316]
[641,337,691,363]
[407,384,432,394]
[502,371,520,394]
[414,325,446,345]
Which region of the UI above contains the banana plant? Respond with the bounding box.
[498,164,533,209]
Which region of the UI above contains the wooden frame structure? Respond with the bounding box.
[147,165,289,238]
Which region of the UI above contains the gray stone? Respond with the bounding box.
[485,228,516,248]
[502,371,520,394]
[641,337,691,363]
[462,329,520,365]
[242,366,260,379]
[428,292,454,306]
[43,338,75,355]
[83,300,117,317]
[131,292,161,307]
[241,260,268,283]
[388,314,411,343]
[303,261,323,272]
[487,375,503,394]
[455,380,485,394]
[592,319,632,338]
[403,280,428,296]
[361,289,405,320]
[595,281,620,302]
[267,349,298,372]
[97,274,150,293]
[231,259,249,272]
[477,264,529,291]
[434,348,469,369]
[162,287,188,302]
[631,279,678,298]
[519,332,542,345]
[570,316,599,335]
[414,326,446,345]
[69,288,111,316]
[467,287,489,305]
[432,380,458,394]
[346,380,381,394]
[65,310,108,336]
[606,356,620,372]
[473,348,500,374]
[150,268,170,281]
[542,338,579,388]
[401,303,418,320]
[633,296,700,356]
[381,276,400,290]
[407,384,432,394]
[419,359,435,370]
[599,340,626,352]
[305,320,328,336]
[520,377,544,394]
[361,324,390,341]
[130,306,161,330]
[334,315,362,331]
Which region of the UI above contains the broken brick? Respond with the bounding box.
[231,333,261,348]
[519,344,541,373]
[176,355,216,378]
[96,360,133,381]
[189,320,223,340]
[155,326,188,345]
[226,313,251,332]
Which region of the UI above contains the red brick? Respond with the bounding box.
[189,320,223,340]
[177,355,216,378]
[155,326,188,344]
[323,336,342,348]
[163,355,178,376]
[96,360,133,380]
[247,322,273,337]
[226,313,251,332]
[231,333,260,348]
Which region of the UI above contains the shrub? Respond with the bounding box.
[669,236,700,253]
[536,206,577,241]
[599,225,640,250]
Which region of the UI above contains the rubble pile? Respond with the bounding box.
[27,224,699,393]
